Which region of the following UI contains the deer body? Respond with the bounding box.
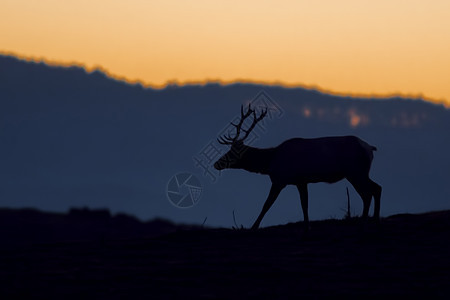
[214,105,381,230]
[268,136,375,184]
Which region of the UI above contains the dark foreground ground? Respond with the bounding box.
[1,208,450,299]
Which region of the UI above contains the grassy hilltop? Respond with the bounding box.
[1,208,450,298]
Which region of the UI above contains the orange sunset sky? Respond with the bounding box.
[1,0,450,106]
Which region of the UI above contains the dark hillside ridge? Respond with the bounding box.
[0,208,450,298]
[0,207,199,245]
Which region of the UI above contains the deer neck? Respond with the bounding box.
[239,146,275,175]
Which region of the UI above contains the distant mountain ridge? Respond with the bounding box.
[1,54,449,227]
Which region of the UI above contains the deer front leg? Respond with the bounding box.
[251,183,284,230]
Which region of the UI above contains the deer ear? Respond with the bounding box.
[231,140,245,155]
[234,140,244,147]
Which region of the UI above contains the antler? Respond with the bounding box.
[218,104,268,145]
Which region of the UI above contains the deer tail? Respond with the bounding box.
[357,138,377,153]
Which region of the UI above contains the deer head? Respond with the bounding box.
[214,104,267,170]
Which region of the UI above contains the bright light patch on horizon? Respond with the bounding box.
[1,0,450,106]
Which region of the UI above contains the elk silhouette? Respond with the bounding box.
[214,104,382,230]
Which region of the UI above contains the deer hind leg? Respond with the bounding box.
[296,184,309,229]
[251,183,285,230]
[370,180,382,220]
[347,176,373,220]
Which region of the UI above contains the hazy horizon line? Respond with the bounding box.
[2,51,448,108]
